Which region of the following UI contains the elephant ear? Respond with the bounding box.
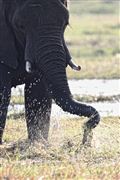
[13,0,43,30]
[13,1,44,64]
[0,4,18,69]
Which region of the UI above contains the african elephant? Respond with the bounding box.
[0,0,100,145]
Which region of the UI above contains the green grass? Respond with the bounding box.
[65,1,120,79]
[0,116,120,179]
[66,56,120,79]
[69,0,119,15]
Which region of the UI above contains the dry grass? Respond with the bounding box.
[0,116,120,179]
[66,56,120,79]
[65,1,120,79]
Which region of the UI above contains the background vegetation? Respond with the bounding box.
[66,0,120,79]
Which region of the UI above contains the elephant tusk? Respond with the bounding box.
[68,59,81,71]
[26,61,32,73]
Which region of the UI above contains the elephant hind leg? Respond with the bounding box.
[25,75,52,143]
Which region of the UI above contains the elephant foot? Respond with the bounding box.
[27,126,49,147]
[0,130,3,145]
[0,139,4,145]
[82,124,93,147]
[28,136,49,147]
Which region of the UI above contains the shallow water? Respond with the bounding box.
[51,102,120,117]
[12,79,120,96]
[8,102,120,117]
[69,79,120,96]
[10,79,120,117]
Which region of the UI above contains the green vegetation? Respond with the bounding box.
[0,116,120,179]
[69,0,119,15]
[65,0,120,79]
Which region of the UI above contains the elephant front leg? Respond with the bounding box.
[25,75,52,143]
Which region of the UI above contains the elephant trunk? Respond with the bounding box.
[25,26,100,130]
[52,86,100,129]
[40,61,100,129]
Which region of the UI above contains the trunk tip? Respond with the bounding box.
[85,111,100,129]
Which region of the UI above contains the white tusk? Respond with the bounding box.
[68,59,81,71]
[26,61,32,73]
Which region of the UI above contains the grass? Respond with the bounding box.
[69,0,119,15]
[10,93,120,106]
[65,1,120,79]
[0,116,120,179]
[66,56,120,79]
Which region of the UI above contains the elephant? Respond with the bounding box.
[0,0,100,145]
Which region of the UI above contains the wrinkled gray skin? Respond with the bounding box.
[0,0,100,145]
